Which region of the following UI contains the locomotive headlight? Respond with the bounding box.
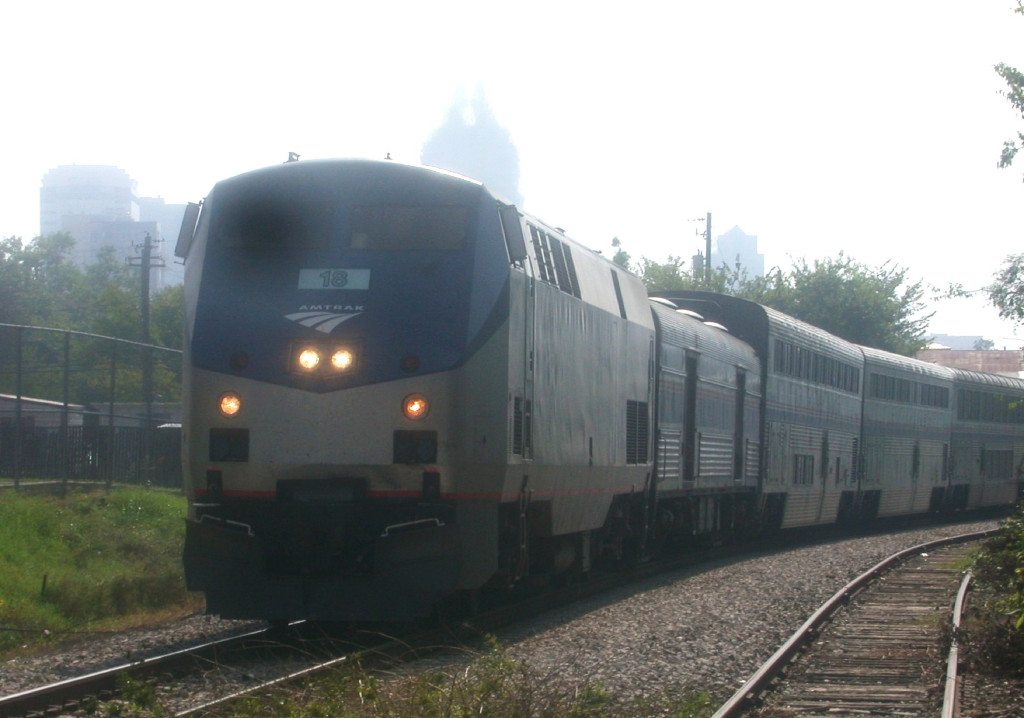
[290,342,359,376]
[297,348,321,370]
[402,393,429,420]
[331,348,354,371]
[218,391,242,417]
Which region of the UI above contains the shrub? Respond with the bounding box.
[974,502,1024,631]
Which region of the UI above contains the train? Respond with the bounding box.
[176,159,1024,622]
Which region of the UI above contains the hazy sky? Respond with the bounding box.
[4,1,1024,345]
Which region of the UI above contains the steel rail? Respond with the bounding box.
[0,626,270,718]
[941,570,973,718]
[173,631,418,717]
[711,529,997,718]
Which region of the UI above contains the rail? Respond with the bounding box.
[711,529,997,718]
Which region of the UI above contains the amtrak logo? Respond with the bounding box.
[285,310,362,333]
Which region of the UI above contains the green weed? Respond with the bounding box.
[221,636,716,718]
[0,487,197,654]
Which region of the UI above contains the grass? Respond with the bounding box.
[0,486,199,654]
[220,636,718,718]
[78,637,718,718]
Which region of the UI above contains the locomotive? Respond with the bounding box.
[176,159,1023,622]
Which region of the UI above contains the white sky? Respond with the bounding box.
[3,0,1024,345]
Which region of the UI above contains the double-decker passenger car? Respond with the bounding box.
[950,369,1024,509]
[648,300,761,542]
[860,347,954,517]
[660,292,864,530]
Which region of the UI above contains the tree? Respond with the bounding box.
[0,233,79,325]
[0,236,35,324]
[996,2,1024,175]
[636,255,693,290]
[618,238,930,354]
[734,254,930,355]
[0,233,184,349]
[613,239,757,294]
[986,4,1024,323]
[149,284,185,349]
[987,254,1024,326]
[0,233,185,405]
[63,246,136,333]
[610,237,631,269]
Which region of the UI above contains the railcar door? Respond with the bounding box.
[684,354,699,483]
[733,369,747,483]
[815,432,829,521]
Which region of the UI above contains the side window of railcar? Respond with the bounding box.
[957,388,1024,423]
[658,373,685,422]
[773,339,860,394]
[920,384,950,408]
[528,224,581,298]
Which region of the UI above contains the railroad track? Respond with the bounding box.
[0,594,575,718]
[0,624,322,718]
[0,534,747,717]
[713,531,994,717]
[0,524,998,717]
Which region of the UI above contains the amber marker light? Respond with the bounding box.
[218,391,242,417]
[402,393,429,420]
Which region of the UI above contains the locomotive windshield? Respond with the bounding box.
[193,174,484,390]
[213,197,469,253]
[349,205,468,251]
[218,199,335,251]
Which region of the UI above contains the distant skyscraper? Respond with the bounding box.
[711,226,765,277]
[40,165,138,238]
[39,165,185,289]
[421,86,523,206]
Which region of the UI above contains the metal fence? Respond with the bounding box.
[0,324,183,490]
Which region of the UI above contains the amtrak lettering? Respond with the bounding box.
[296,305,365,312]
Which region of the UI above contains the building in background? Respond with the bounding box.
[711,225,765,277]
[927,334,987,351]
[39,165,185,290]
[916,345,1024,378]
[421,86,523,206]
[39,165,138,238]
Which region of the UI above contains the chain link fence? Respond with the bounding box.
[0,324,183,490]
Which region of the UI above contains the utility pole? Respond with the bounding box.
[691,213,713,283]
[704,212,712,283]
[127,232,165,482]
[127,233,166,445]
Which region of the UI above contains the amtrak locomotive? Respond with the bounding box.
[177,159,1023,622]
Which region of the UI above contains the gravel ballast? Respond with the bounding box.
[491,520,999,706]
